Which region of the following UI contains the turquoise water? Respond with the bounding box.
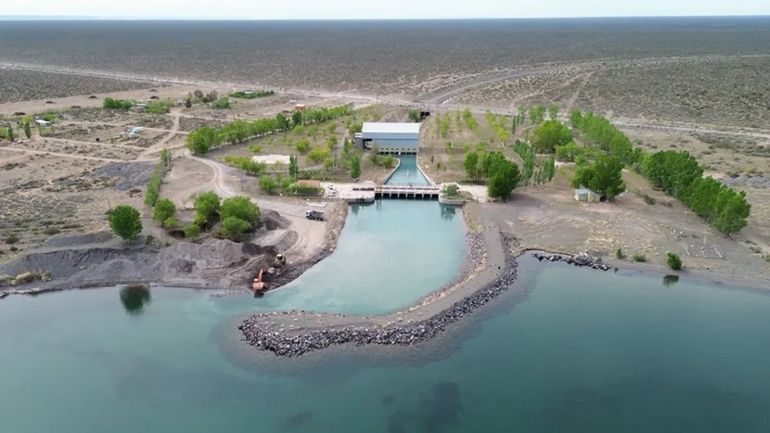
[2,258,769,432]
[385,155,429,186]
[261,200,466,315]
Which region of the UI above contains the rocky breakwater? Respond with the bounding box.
[532,251,610,271]
[239,234,517,357]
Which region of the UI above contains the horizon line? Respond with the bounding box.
[2,14,770,21]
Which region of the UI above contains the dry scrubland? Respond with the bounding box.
[0,17,769,281]
[0,68,154,103]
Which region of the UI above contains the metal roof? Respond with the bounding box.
[362,122,421,134]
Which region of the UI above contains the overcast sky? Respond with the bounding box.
[4,0,770,19]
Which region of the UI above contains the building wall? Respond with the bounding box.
[370,138,418,154]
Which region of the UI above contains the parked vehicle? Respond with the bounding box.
[305,210,325,221]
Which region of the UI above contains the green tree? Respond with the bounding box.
[485,153,521,201]
[307,146,330,163]
[572,154,626,201]
[186,127,220,155]
[350,153,361,179]
[153,199,176,225]
[667,252,683,270]
[7,126,14,142]
[194,191,221,227]
[108,205,142,241]
[218,216,251,241]
[220,196,260,228]
[23,122,31,139]
[408,109,422,122]
[531,120,573,153]
[464,151,479,180]
[276,113,290,130]
[288,155,299,178]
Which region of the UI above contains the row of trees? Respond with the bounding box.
[463,150,521,200]
[513,141,555,186]
[186,105,352,154]
[570,110,639,165]
[642,151,751,234]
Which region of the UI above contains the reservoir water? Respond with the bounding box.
[2,158,769,432]
[1,258,769,432]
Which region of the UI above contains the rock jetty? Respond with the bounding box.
[239,235,518,357]
[532,252,610,271]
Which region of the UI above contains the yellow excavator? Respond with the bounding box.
[252,269,267,294]
[252,254,287,295]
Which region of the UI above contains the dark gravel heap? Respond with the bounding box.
[239,234,517,357]
[532,252,610,271]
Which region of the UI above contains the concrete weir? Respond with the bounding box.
[375,185,440,200]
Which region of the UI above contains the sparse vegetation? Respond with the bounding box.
[103,98,134,110]
[667,252,683,270]
[633,254,647,263]
[230,90,274,99]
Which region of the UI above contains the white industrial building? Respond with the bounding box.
[355,122,421,154]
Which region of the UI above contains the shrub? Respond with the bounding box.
[145,99,174,114]
[103,98,134,110]
[183,224,201,239]
[213,98,231,109]
[616,248,626,259]
[153,198,176,224]
[667,252,683,270]
[260,175,278,194]
[223,155,263,175]
[296,139,311,154]
[164,217,181,230]
[230,90,274,99]
[218,216,251,241]
[633,254,647,263]
[4,233,19,244]
[248,144,263,153]
[307,146,331,164]
[107,205,142,241]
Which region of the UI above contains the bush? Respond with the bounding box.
[248,144,263,153]
[230,90,274,99]
[260,175,278,194]
[145,99,174,114]
[296,139,311,154]
[4,233,19,244]
[153,198,176,224]
[213,98,231,109]
[103,98,134,110]
[220,196,260,228]
[108,205,142,241]
[633,254,647,263]
[667,252,683,270]
[183,224,201,239]
[616,248,626,259]
[223,155,263,175]
[163,217,181,230]
[307,146,331,164]
[218,216,251,241]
